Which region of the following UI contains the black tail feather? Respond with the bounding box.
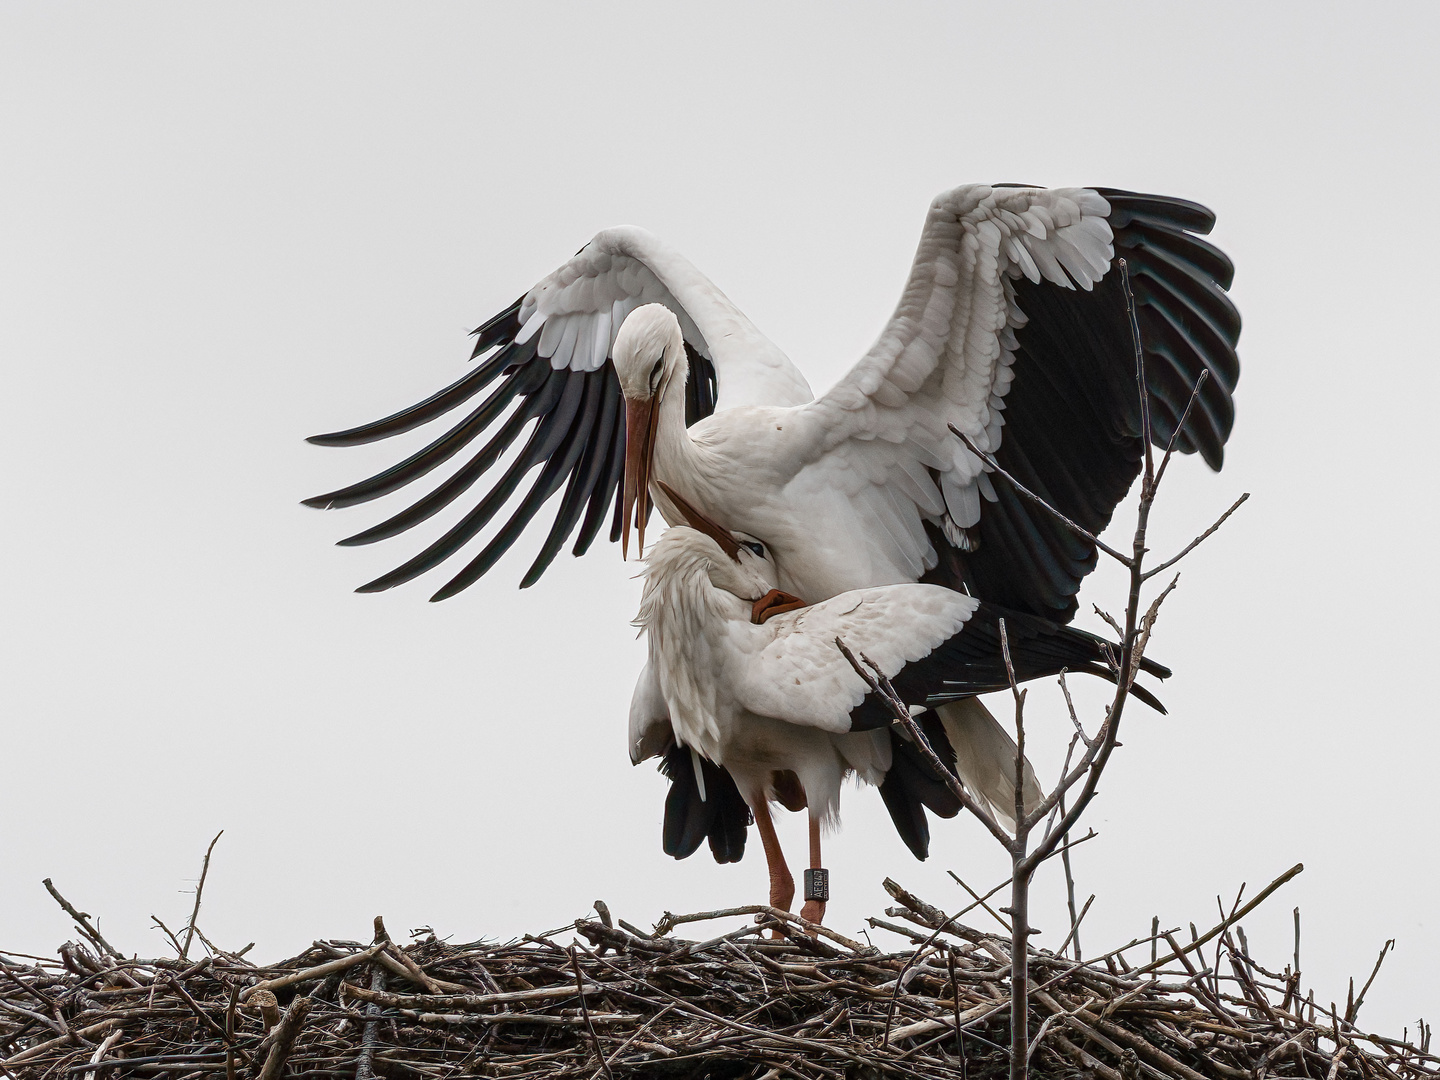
[659,745,750,865]
[878,714,962,860]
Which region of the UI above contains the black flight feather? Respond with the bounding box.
[847,602,1169,732]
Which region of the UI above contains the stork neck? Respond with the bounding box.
[651,379,704,488]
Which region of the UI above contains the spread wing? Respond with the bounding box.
[792,185,1241,621]
[304,227,811,600]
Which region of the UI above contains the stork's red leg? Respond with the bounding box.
[751,800,794,913]
[799,815,826,926]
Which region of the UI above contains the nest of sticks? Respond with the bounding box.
[2,876,1434,1080]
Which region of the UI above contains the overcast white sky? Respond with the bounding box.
[3,0,1437,1039]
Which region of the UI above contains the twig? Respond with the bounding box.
[1119,258,1156,489]
[1152,370,1210,493]
[1055,896,1095,962]
[1135,864,1305,975]
[945,875,1011,934]
[1347,940,1395,1026]
[1142,493,1250,581]
[181,831,223,960]
[150,917,184,959]
[571,946,613,1080]
[835,639,1013,850]
[79,1029,121,1080]
[41,881,122,961]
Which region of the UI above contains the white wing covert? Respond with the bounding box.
[305,228,811,599]
[733,585,979,733]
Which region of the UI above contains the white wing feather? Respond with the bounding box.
[785,185,1115,574]
[733,584,979,732]
[515,227,813,407]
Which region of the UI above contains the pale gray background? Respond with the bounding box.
[3,1,1436,1038]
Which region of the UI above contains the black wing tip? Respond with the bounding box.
[1129,683,1167,715]
[1140,656,1173,680]
[1096,187,1218,235]
[305,426,399,448]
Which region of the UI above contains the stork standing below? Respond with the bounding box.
[632,487,1168,924]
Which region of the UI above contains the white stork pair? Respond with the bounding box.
[306,183,1241,919]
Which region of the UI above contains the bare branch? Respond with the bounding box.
[947,873,1012,933]
[1133,863,1305,975]
[1153,369,1210,493]
[42,879,122,961]
[1346,939,1395,1026]
[150,916,185,958]
[1054,894,1095,962]
[1057,674,1094,750]
[1129,574,1179,688]
[998,619,1028,835]
[182,831,224,960]
[1092,605,1124,639]
[1142,493,1250,581]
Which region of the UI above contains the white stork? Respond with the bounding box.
[305,184,1239,623]
[630,488,1168,924]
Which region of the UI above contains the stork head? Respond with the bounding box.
[655,482,805,624]
[615,304,687,559]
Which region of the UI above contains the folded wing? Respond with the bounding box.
[733,584,1169,733]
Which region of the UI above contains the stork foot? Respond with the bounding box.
[800,899,826,926]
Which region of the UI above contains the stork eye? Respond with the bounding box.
[741,540,765,558]
[649,357,664,391]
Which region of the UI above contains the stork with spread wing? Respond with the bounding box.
[306,184,1239,624]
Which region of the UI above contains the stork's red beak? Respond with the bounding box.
[752,588,806,624]
[622,396,660,559]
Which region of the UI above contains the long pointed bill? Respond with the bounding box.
[752,588,806,624]
[622,396,660,560]
[655,482,741,561]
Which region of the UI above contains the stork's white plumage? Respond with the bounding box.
[629,495,1168,924]
[307,184,1240,623]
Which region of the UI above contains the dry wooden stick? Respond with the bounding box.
[255,993,311,1080]
[1135,865,1305,975]
[180,831,223,960]
[239,943,383,1002]
[40,881,121,962]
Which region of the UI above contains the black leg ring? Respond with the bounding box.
[803,868,829,902]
